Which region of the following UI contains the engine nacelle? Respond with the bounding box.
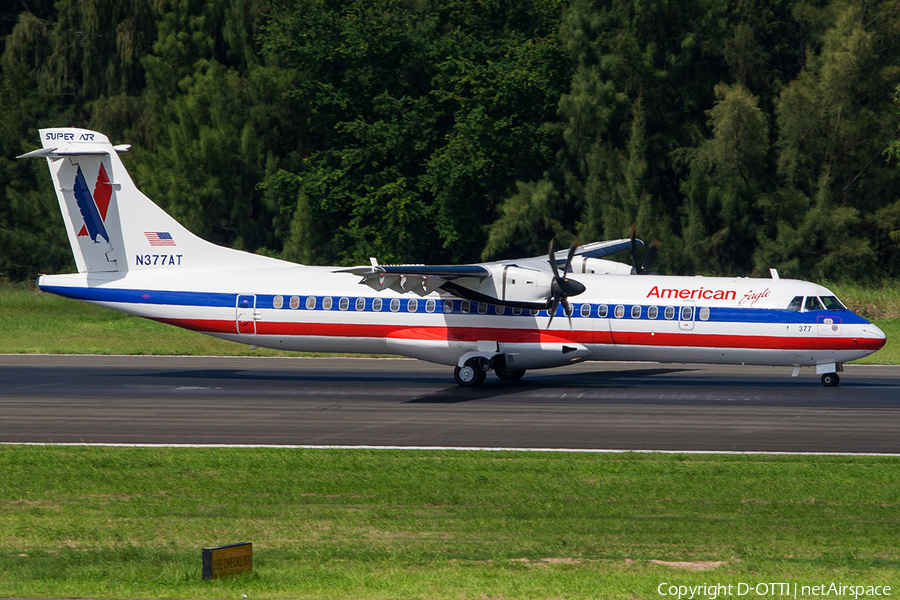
[461,265,553,304]
[570,257,632,275]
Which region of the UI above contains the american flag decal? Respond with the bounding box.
[145,231,176,246]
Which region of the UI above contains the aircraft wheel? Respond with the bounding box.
[454,359,486,387]
[495,368,526,381]
[821,372,840,387]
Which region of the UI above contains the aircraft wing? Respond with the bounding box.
[335,237,637,304]
[336,263,491,296]
[521,238,639,271]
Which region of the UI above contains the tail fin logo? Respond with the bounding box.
[74,164,112,243]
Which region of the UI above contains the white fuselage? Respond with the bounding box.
[38,265,886,371]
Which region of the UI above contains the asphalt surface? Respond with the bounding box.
[0,355,898,453]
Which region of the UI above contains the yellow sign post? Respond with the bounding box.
[202,542,252,580]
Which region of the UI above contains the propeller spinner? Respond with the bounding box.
[547,239,586,328]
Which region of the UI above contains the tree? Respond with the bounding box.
[680,83,770,275]
[761,2,900,281]
[261,0,567,265]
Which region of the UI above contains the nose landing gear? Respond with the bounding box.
[821,372,840,387]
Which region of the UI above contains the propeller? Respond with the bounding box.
[630,224,659,275]
[547,239,586,328]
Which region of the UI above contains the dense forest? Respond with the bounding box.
[2,0,900,283]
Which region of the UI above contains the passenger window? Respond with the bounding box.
[322,297,333,310]
[495,305,505,315]
[681,306,693,321]
[615,305,625,318]
[530,308,539,316]
[461,301,471,314]
[787,296,803,312]
[305,296,316,310]
[355,297,366,311]
[442,300,454,313]
[648,306,658,319]
[478,302,487,314]
[512,307,522,316]
[390,298,400,312]
[664,306,675,319]
[290,296,300,309]
[580,303,591,318]
[598,304,608,318]
[699,307,710,321]
[373,298,383,312]
[631,305,642,319]
[407,298,418,313]
[426,299,435,313]
[339,297,349,311]
[273,295,284,309]
[804,296,824,312]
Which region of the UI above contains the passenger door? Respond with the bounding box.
[236,294,258,334]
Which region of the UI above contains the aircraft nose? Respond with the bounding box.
[864,323,887,350]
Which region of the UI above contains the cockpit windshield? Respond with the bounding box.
[787,295,848,311]
[819,295,847,310]
[804,296,824,311]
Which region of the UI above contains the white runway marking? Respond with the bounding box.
[3,442,899,457]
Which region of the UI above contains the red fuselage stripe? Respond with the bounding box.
[152,318,886,351]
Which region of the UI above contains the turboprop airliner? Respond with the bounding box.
[19,128,886,387]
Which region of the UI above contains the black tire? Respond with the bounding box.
[821,372,840,387]
[495,368,526,381]
[454,359,486,387]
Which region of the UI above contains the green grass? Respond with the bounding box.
[0,281,898,362]
[0,446,898,599]
[0,282,300,356]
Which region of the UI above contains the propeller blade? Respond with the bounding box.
[561,296,573,328]
[546,238,586,329]
[548,239,560,279]
[547,294,560,329]
[630,224,640,274]
[642,239,659,272]
[564,239,579,274]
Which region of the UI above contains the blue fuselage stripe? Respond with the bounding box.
[38,285,872,325]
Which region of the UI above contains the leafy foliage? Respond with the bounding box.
[2,0,900,281]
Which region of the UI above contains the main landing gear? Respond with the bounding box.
[454,358,486,387]
[453,357,526,387]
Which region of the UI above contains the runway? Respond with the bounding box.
[0,355,898,453]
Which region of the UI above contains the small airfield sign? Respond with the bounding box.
[202,542,252,580]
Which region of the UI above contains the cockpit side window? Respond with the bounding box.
[803,296,824,312]
[786,296,803,311]
[819,296,847,310]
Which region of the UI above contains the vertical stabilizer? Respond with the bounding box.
[19,128,289,274]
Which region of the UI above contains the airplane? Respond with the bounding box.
[18,128,886,387]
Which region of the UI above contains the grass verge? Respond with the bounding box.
[0,446,898,600]
[0,282,304,356]
[1,281,898,362]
